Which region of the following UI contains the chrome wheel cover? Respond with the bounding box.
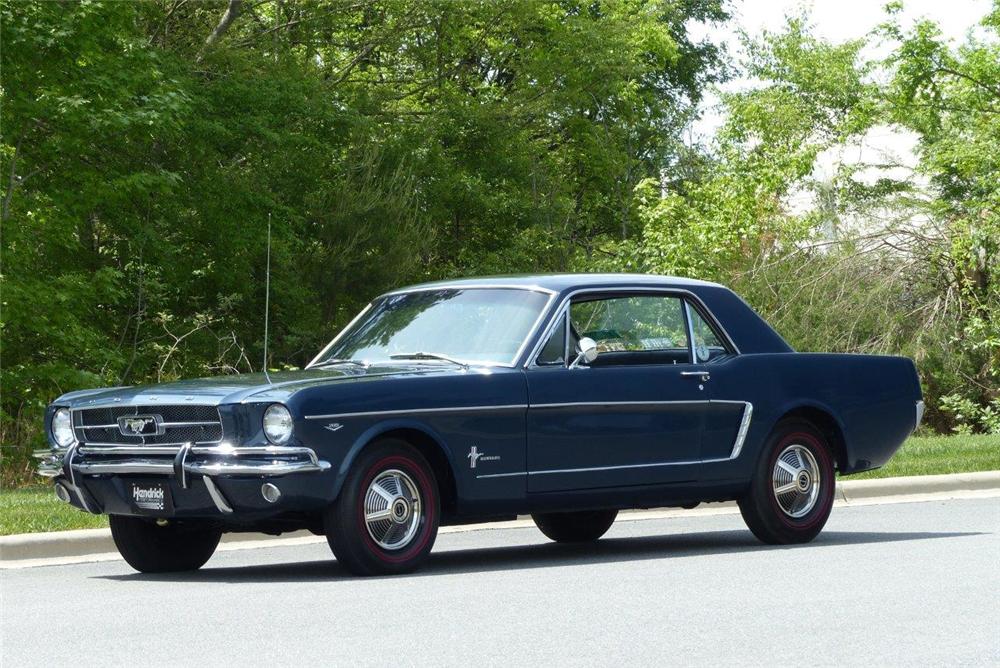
[772,444,821,519]
[364,469,422,550]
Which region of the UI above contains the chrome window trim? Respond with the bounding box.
[382,283,557,297]
[305,404,528,421]
[307,301,374,369]
[306,286,558,370]
[527,300,570,368]
[533,307,570,366]
[524,286,740,368]
[683,300,697,364]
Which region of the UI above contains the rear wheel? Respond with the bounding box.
[532,509,618,543]
[738,419,835,544]
[325,439,440,576]
[109,515,221,573]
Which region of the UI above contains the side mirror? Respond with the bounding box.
[569,337,599,369]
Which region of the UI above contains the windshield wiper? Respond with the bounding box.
[389,352,469,369]
[312,358,369,369]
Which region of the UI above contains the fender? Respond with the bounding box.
[330,417,458,500]
[765,398,852,470]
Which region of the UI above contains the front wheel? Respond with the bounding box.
[109,515,221,573]
[532,509,618,543]
[738,419,836,544]
[325,439,440,576]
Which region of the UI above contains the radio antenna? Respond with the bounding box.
[262,213,273,385]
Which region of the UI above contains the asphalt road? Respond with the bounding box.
[3,497,998,667]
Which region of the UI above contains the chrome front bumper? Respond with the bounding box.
[35,443,331,514]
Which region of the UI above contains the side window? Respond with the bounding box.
[536,313,567,365]
[688,303,729,363]
[569,295,691,365]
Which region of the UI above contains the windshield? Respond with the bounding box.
[313,288,551,366]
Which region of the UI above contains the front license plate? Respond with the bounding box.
[129,482,173,514]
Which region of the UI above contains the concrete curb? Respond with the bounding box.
[3,471,998,563]
[835,470,1000,502]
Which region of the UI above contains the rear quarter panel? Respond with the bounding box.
[705,353,921,480]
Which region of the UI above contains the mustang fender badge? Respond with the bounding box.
[467,445,500,469]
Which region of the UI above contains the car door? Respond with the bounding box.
[525,291,711,493]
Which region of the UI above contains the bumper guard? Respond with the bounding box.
[35,443,331,514]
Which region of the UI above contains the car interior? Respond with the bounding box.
[535,293,733,367]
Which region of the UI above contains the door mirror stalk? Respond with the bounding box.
[570,337,599,369]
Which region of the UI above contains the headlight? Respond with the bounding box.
[263,404,293,444]
[51,408,75,448]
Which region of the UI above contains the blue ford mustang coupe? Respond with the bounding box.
[37,274,923,575]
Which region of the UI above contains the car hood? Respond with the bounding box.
[54,365,456,409]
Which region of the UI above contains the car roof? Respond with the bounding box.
[389,273,724,294]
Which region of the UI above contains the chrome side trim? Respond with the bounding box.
[305,399,759,420]
[476,399,753,478]
[475,471,528,479]
[532,400,713,410]
[730,402,754,459]
[529,459,702,475]
[202,476,233,514]
[305,404,528,420]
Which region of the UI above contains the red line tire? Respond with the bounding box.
[325,439,440,576]
[738,419,836,545]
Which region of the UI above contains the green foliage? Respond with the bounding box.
[2,1,998,486]
[939,395,1000,435]
[1,0,728,484]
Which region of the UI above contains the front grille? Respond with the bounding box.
[74,405,223,445]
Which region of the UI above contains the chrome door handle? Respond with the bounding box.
[680,370,710,381]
